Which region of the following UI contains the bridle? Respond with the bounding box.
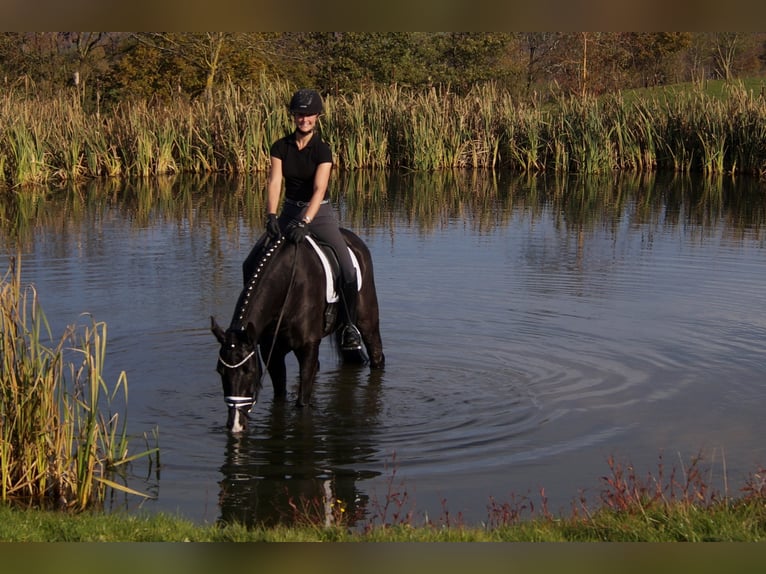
[218,347,257,411]
[218,348,255,370]
[224,395,255,411]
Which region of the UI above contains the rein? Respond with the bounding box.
[261,240,299,374]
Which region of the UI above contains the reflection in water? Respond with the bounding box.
[3,170,765,249]
[218,367,383,527]
[340,169,766,242]
[2,170,765,526]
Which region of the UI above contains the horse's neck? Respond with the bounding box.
[230,240,296,333]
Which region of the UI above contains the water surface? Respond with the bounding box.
[4,171,765,526]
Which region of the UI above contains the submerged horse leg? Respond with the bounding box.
[341,232,385,370]
[355,285,385,369]
[294,341,321,408]
[357,317,385,369]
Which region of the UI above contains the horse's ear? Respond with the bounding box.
[211,316,226,344]
[245,321,257,342]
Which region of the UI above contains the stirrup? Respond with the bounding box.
[340,324,362,351]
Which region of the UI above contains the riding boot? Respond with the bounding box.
[340,279,362,351]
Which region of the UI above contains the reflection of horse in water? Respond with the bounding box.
[211,230,385,432]
[217,368,383,528]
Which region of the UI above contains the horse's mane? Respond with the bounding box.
[230,238,285,332]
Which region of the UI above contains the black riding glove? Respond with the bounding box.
[286,221,309,244]
[265,213,281,239]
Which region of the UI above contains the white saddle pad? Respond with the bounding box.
[305,236,362,303]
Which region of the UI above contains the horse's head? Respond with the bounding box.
[211,317,262,433]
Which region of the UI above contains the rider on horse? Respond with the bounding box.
[242,88,363,352]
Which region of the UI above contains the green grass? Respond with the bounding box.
[620,77,766,106]
[2,452,764,542]
[1,494,764,542]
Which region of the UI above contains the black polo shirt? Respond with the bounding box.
[270,132,333,203]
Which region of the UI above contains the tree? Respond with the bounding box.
[12,33,66,91]
[709,32,765,80]
[102,33,288,101]
[0,33,28,82]
[131,33,229,100]
[518,32,562,96]
[103,37,177,101]
[57,32,114,104]
[711,32,739,80]
[621,32,692,87]
[3,31,766,106]
[431,33,513,93]
[297,33,431,94]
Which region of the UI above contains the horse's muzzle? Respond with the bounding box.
[225,396,254,433]
[227,406,250,433]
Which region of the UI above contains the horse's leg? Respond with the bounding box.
[267,357,288,400]
[342,233,385,369]
[355,284,385,369]
[263,340,289,400]
[357,316,385,369]
[294,341,321,408]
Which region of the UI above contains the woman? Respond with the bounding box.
[243,88,362,352]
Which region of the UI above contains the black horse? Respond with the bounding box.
[211,228,385,432]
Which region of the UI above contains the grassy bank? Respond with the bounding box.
[2,79,766,187]
[2,453,765,542]
[1,490,765,542]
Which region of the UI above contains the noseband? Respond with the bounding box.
[224,395,255,411]
[218,349,257,411]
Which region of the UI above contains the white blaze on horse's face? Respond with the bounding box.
[229,408,246,434]
[223,394,255,433]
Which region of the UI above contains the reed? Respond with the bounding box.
[328,90,390,170]
[723,84,766,176]
[0,255,157,510]
[456,82,505,169]
[516,108,548,172]
[2,79,766,188]
[154,119,179,176]
[6,121,49,186]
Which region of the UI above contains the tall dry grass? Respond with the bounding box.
[1,255,157,510]
[2,79,766,188]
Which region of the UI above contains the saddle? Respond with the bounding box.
[305,236,362,303]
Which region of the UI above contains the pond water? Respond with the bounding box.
[3,170,765,527]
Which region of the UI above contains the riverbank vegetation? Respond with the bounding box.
[2,78,766,188]
[2,32,766,188]
[1,453,765,541]
[0,256,158,510]
[2,32,765,543]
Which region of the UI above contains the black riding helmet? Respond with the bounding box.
[289,89,323,116]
